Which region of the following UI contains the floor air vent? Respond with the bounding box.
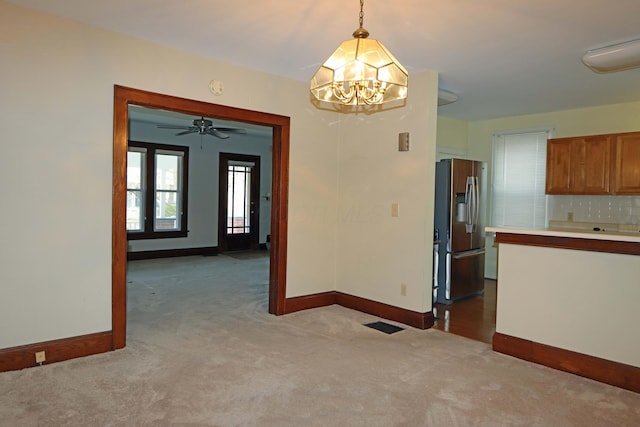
[364,321,404,335]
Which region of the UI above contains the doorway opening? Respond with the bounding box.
[112,86,290,349]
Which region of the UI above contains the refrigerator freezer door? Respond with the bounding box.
[441,249,485,303]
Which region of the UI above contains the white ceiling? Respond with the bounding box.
[8,0,640,121]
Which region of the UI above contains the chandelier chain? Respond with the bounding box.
[359,0,364,28]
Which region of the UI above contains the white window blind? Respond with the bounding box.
[491,129,552,228]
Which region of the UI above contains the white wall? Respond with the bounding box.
[0,2,439,348]
[128,120,273,251]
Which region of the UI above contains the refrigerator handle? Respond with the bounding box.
[464,176,473,233]
[472,176,480,232]
[465,176,474,233]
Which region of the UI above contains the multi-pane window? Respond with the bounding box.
[127,142,189,239]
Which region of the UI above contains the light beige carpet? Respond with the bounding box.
[1,255,638,426]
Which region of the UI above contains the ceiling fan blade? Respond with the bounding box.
[157,124,192,130]
[208,129,230,139]
[212,127,247,134]
[176,129,199,136]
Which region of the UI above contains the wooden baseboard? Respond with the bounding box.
[0,331,113,373]
[336,292,434,330]
[284,291,434,330]
[127,246,218,261]
[493,332,640,393]
[285,291,337,313]
[2,291,433,372]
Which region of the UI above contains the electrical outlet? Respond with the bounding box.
[567,212,574,221]
[392,203,399,217]
[35,351,46,364]
[400,283,407,296]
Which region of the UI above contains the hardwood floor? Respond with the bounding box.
[432,279,497,344]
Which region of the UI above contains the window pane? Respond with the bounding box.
[126,190,143,231]
[155,190,179,231]
[156,154,179,191]
[127,150,145,231]
[127,151,144,189]
[155,152,182,231]
[227,165,252,234]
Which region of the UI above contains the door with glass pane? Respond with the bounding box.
[218,153,260,252]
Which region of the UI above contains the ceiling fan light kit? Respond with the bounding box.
[582,39,640,73]
[309,0,408,106]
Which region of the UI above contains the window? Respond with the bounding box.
[127,141,189,239]
[491,129,553,228]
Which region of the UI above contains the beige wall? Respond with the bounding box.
[496,243,640,367]
[334,72,439,313]
[467,100,640,161]
[0,2,439,348]
[435,116,468,156]
[438,99,640,167]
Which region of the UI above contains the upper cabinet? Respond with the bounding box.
[546,132,640,195]
[613,133,640,194]
[546,135,611,194]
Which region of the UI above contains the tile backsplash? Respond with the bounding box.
[548,195,640,226]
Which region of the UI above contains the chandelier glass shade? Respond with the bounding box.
[310,2,408,106]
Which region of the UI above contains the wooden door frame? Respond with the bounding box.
[112,85,290,349]
[218,152,261,252]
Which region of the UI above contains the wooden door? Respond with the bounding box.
[218,153,261,252]
[613,132,640,194]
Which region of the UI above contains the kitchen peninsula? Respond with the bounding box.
[486,225,640,392]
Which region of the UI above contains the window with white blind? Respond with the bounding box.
[491,129,553,228]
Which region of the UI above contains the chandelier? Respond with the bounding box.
[310,0,408,106]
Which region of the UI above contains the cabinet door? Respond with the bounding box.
[545,138,574,194]
[580,135,611,194]
[546,136,611,194]
[613,133,640,194]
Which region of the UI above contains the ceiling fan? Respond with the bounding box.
[157,117,247,139]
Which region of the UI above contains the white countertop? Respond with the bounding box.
[485,225,640,243]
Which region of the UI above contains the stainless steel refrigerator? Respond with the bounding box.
[434,158,486,304]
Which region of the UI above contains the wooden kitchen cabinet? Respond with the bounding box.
[545,135,611,194]
[613,132,640,194]
[545,137,574,194]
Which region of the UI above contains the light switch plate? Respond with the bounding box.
[398,132,410,151]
